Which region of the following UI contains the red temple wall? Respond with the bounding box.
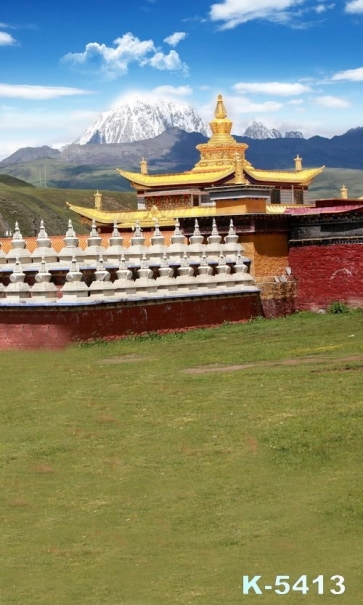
[0,293,262,350]
[289,243,363,309]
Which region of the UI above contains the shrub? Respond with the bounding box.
[327,301,351,314]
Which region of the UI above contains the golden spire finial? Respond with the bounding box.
[215,94,227,120]
[94,189,102,210]
[294,154,302,172]
[340,184,348,199]
[140,157,148,175]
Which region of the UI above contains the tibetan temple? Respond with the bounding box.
[1,94,363,349]
[67,94,324,230]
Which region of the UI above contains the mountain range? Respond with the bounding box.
[73,97,305,144]
[0,97,362,191]
[75,97,212,144]
[2,125,363,172]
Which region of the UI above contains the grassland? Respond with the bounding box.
[309,167,363,200]
[0,158,132,192]
[0,175,137,236]
[1,312,363,605]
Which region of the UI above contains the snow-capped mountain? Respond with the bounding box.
[75,97,212,145]
[284,130,304,139]
[243,121,304,140]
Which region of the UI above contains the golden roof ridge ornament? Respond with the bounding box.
[215,94,227,119]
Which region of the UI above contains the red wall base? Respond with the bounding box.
[289,243,363,309]
[0,293,262,350]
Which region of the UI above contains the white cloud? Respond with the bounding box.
[62,33,155,78]
[209,0,304,28]
[164,32,187,46]
[345,0,363,13]
[152,85,193,96]
[288,99,304,105]
[0,31,17,45]
[233,81,311,96]
[331,66,363,81]
[311,2,335,13]
[225,94,283,113]
[315,95,351,108]
[0,84,92,100]
[142,49,189,73]
[62,32,188,78]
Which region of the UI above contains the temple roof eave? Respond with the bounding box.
[245,165,325,185]
[117,167,235,189]
[66,201,300,228]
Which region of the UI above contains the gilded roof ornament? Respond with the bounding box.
[215,94,227,119]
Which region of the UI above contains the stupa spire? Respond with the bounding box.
[215,94,227,119]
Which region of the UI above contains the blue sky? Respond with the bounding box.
[0,0,362,159]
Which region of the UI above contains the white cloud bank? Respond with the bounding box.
[209,0,304,28]
[345,0,363,13]
[0,31,17,45]
[0,84,92,100]
[227,94,283,113]
[152,85,193,96]
[315,95,351,108]
[331,66,363,81]
[62,32,188,78]
[233,81,311,95]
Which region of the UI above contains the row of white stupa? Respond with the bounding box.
[0,218,258,303]
[0,218,250,265]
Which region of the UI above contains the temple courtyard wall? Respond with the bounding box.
[0,293,262,350]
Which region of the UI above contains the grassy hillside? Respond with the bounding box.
[1,313,363,605]
[0,157,132,191]
[0,175,137,236]
[309,167,363,200]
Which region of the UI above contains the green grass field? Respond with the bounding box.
[1,312,363,604]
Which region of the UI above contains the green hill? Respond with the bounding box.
[0,176,137,236]
[309,167,363,200]
[0,157,132,191]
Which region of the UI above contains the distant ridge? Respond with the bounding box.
[0,125,362,193]
[244,121,304,140]
[0,174,33,187]
[1,145,60,166]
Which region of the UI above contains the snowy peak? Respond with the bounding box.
[285,130,304,139]
[244,122,281,139]
[75,97,212,145]
[243,121,304,140]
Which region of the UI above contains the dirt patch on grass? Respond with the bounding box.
[33,464,56,474]
[99,354,151,364]
[185,354,363,374]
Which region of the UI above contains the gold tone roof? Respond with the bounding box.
[245,165,325,185]
[117,166,234,188]
[67,200,302,228]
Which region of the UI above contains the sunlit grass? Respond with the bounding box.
[1,313,363,604]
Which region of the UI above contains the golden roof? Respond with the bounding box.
[245,165,325,185]
[117,166,234,189]
[66,200,299,228]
